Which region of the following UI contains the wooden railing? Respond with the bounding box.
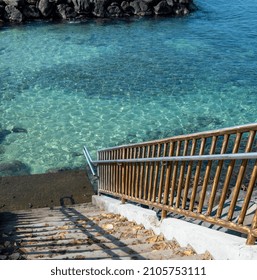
[94,123,257,244]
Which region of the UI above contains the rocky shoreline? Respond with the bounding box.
[0,0,197,24]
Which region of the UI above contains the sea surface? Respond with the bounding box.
[0,0,257,175]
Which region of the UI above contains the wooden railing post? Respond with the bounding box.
[246,210,257,245]
[121,148,127,204]
[95,123,257,244]
[161,143,174,219]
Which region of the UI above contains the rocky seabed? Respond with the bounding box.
[0,0,197,24]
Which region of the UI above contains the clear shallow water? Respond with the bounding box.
[0,0,257,175]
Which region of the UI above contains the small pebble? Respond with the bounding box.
[4,241,11,247]
[103,223,114,230]
[9,252,20,260]
[0,255,7,260]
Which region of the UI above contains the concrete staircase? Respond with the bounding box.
[0,203,212,260]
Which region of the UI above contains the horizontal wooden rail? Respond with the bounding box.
[98,123,257,152]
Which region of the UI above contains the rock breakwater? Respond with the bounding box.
[0,0,197,24]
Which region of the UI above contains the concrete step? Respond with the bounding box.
[0,203,212,260]
[25,241,179,260]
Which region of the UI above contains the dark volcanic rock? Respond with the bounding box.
[22,5,40,18]
[107,2,123,17]
[0,5,5,18]
[130,0,152,16]
[57,3,68,18]
[3,0,24,7]
[92,0,110,17]
[4,5,23,22]
[154,0,172,15]
[71,0,91,14]
[25,0,37,4]
[174,3,189,15]
[38,0,55,17]
[0,0,196,24]
[166,0,173,6]
[56,4,77,19]
[120,1,133,15]
[0,160,31,176]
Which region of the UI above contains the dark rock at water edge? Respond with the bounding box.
[4,5,23,22]
[0,5,5,18]
[38,0,54,17]
[0,160,31,176]
[22,4,40,18]
[3,0,24,7]
[0,0,197,24]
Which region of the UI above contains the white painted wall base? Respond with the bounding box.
[92,195,257,260]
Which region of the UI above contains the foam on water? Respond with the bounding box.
[0,0,257,175]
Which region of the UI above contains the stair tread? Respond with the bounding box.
[0,202,211,260]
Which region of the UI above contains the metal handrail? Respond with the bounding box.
[92,152,257,165]
[83,146,97,176]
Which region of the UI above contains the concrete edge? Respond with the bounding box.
[92,195,161,234]
[92,195,257,260]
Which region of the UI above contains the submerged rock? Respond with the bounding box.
[0,160,31,176]
[0,146,5,154]
[12,126,28,133]
[71,151,83,157]
[0,129,11,144]
[46,166,73,173]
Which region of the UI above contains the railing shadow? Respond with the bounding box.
[0,204,148,260]
[0,211,26,259]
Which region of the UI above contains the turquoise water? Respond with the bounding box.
[0,0,257,175]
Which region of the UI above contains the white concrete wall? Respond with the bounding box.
[92,195,257,260]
